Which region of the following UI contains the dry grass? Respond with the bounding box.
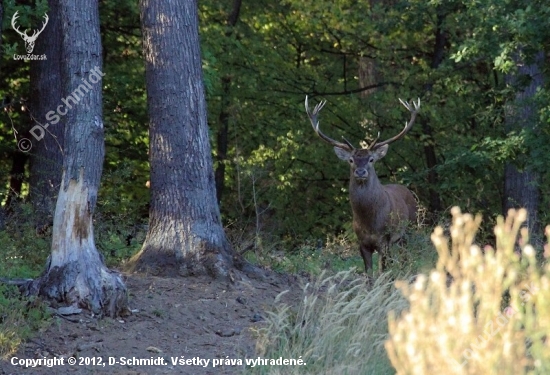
[249,270,408,375]
[386,207,550,374]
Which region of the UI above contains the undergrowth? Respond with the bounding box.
[0,284,50,359]
[247,208,550,375]
[0,201,146,358]
[248,270,409,375]
[237,222,436,277]
[386,207,550,374]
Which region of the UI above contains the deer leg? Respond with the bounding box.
[378,247,387,273]
[359,244,374,274]
[378,239,390,273]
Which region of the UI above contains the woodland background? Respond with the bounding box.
[0,0,549,268]
[0,1,549,373]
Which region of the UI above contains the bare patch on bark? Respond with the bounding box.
[27,173,128,317]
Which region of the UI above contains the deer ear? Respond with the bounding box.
[373,144,388,161]
[333,146,351,161]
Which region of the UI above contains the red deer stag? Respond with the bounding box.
[305,96,420,274]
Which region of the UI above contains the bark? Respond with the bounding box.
[216,77,231,204]
[28,0,64,224]
[358,56,378,98]
[421,8,445,215]
[127,0,244,279]
[0,2,3,53]
[503,52,544,237]
[29,0,127,317]
[0,2,5,228]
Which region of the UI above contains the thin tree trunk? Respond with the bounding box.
[28,0,64,226]
[358,56,378,98]
[422,8,445,214]
[503,52,544,237]
[216,76,231,204]
[29,0,127,317]
[127,0,248,279]
[215,0,242,204]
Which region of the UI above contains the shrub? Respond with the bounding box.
[386,207,550,374]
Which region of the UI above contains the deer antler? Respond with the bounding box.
[11,12,48,41]
[305,96,355,151]
[369,98,420,149]
[31,13,49,39]
[11,11,27,39]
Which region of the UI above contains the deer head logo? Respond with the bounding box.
[11,11,49,54]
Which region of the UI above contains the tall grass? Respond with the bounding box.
[249,207,550,375]
[386,207,550,374]
[249,270,409,375]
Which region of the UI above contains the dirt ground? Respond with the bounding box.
[1,270,304,375]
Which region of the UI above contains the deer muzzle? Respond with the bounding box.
[354,168,368,181]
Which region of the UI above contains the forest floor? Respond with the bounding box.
[2,270,304,375]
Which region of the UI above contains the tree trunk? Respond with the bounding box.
[0,2,3,55]
[215,0,242,204]
[215,77,231,204]
[503,52,544,237]
[358,56,378,97]
[28,0,64,225]
[29,0,127,318]
[421,8,445,215]
[127,0,239,278]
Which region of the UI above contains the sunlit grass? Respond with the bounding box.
[386,207,550,374]
[247,270,408,375]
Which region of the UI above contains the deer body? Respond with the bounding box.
[305,96,420,273]
[350,176,417,272]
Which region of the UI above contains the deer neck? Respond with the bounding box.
[348,173,390,225]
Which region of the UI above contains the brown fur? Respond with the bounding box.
[305,96,420,274]
[336,147,417,273]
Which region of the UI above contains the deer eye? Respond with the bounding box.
[368,157,374,163]
[348,157,354,164]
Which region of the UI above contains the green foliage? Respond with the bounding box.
[384,225,439,276]
[0,284,50,359]
[199,0,550,244]
[0,0,549,274]
[241,234,364,276]
[0,204,51,277]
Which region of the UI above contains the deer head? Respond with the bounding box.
[12,11,49,54]
[305,96,419,184]
[304,96,420,274]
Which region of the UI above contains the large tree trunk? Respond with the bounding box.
[503,52,544,237]
[28,0,64,225]
[0,3,3,53]
[127,0,239,278]
[29,0,127,317]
